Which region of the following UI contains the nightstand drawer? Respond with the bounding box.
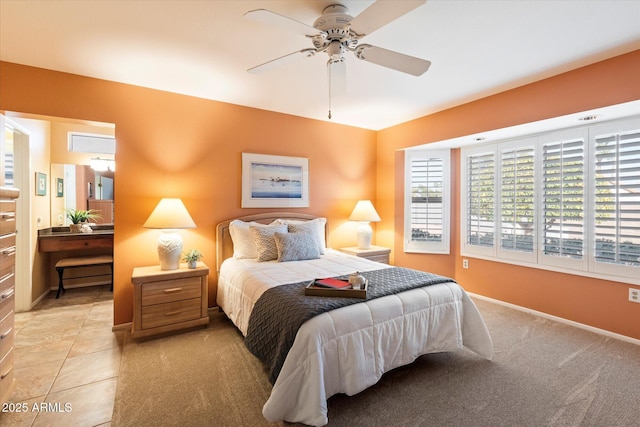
[141,277,201,306]
[141,298,202,330]
[367,254,390,264]
[339,246,391,264]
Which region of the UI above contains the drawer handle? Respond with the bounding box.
[163,288,183,294]
[164,310,183,316]
[0,273,12,283]
[1,248,15,256]
[0,366,12,380]
[0,327,12,339]
[1,289,14,299]
[1,213,15,219]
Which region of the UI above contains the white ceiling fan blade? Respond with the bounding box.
[354,44,431,76]
[245,9,320,37]
[248,49,316,74]
[349,0,427,36]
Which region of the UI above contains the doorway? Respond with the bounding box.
[3,112,116,311]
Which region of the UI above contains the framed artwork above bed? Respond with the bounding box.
[242,153,309,208]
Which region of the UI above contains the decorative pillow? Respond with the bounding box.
[277,218,327,254]
[249,223,288,262]
[229,220,259,259]
[274,231,321,262]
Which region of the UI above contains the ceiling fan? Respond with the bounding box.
[245,0,431,118]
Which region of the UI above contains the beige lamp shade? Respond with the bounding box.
[349,200,381,222]
[144,198,196,270]
[349,200,381,249]
[143,198,196,229]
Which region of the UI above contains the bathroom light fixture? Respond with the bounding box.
[143,198,196,270]
[90,157,115,172]
[349,200,381,249]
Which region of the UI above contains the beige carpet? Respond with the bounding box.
[112,298,640,426]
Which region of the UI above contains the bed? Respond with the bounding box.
[216,213,493,426]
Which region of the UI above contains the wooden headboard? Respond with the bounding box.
[216,212,321,272]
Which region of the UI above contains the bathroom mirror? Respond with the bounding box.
[50,163,115,226]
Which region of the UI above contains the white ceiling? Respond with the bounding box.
[1,0,639,130]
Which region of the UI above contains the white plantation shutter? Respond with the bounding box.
[462,146,496,256]
[593,123,640,275]
[405,149,450,254]
[540,131,587,271]
[460,116,639,283]
[499,141,536,261]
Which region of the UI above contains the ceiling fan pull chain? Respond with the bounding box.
[327,60,332,119]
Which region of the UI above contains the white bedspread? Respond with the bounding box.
[217,250,493,426]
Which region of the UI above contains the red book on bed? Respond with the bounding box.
[313,278,351,289]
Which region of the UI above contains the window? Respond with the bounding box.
[68,132,115,154]
[461,116,640,283]
[540,129,588,270]
[461,146,495,256]
[499,139,536,262]
[591,120,640,277]
[405,149,450,254]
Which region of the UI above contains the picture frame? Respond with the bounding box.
[56,178,64,197]
[35,172,47,196]
[242,153,309,208]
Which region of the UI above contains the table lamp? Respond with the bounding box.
[143,198,196,270]
[349,200,381,249]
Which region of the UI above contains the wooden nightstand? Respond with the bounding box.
[339,246,391,264]
[131,263,209,339]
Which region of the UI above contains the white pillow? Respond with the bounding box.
[276,217,327,254]
[229,220,259,259]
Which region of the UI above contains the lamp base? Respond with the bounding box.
[356,222,372,249]
[157,231,183,270]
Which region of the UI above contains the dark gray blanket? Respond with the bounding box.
[245,267,454,384]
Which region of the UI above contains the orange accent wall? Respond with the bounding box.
[377,50,640,339]
[0,61,377,325]
[2,51,639,339]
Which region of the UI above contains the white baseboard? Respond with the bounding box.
[29,291,49,311]
[469,292,640,346]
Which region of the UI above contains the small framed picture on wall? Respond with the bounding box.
[56,178,64,197]
[35,172,47,196]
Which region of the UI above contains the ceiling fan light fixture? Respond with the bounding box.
[327,40,345,60]
[245,0,430,116]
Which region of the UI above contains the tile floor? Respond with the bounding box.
[0,285,122,427]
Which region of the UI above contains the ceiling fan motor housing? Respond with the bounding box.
[313,4,357,52]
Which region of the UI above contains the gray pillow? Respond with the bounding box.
[249,223,288,262]
[274,231,321,262]
[288,219,325,254]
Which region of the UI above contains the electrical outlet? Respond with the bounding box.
[463,259,469,269]
[630,288,640,303]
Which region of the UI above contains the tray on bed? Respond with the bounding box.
[305,278,368,298]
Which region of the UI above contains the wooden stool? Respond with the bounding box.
[54,255,114,298]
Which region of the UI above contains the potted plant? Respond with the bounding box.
[183,249,203,269]
[66,208,102,232]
